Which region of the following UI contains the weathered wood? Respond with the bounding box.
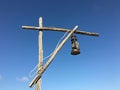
[22,26,99,36]
[36,17,43,90]
[29,26,78,88]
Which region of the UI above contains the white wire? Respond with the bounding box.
[29,32,68,78]
[43,32,68,60]
[29,64,38,78]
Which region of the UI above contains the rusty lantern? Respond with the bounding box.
[71,35,80,55]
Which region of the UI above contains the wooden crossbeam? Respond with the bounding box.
[22,26,99,36]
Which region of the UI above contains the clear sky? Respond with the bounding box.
[0,0,120,90]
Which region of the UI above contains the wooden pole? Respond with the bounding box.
[36,17,43,90]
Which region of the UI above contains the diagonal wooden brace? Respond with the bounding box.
[29,25,78,87]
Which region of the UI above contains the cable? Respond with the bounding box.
[29,32,68,78]
[43,32,68,60]
[29,64,38,78]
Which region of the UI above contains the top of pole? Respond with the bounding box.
[39,17,42,28]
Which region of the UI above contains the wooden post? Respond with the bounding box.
[36,17,43,90]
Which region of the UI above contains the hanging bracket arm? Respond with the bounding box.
[22,26,99,36]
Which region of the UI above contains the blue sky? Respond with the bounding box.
[0,0,120,90]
